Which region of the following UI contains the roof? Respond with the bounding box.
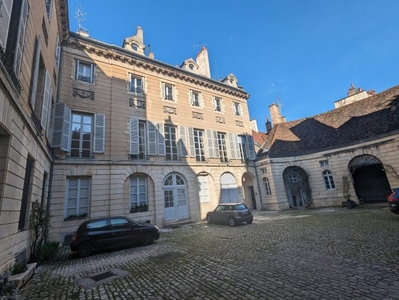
[252,130,268,146]
[258,84,399,158]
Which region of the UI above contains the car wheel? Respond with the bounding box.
[77,242,94,258]
[228,217,236,227]
[247,218,253,224]
[206,215,212,224]
[141,233,154,246]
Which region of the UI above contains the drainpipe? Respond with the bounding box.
[253,161,263,210]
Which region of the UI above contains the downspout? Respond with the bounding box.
[45,41,64,240]
[253,160,263,210]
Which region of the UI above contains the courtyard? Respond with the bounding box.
[18,205,399,299]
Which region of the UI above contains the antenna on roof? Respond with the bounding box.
[74,1,89,37]
[193,43,207,49]
[276,93,283,115]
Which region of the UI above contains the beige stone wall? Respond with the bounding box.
[257,135,399,210]
[0,0,63,273]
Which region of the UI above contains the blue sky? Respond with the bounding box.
[68,0,399,132]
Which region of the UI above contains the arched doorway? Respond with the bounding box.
[283,166,312,208]
[163,173,189,220]
[349,155,391,203]
[242,172,256,209]
[220,172,238,203]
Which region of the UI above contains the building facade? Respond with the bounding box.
[0,0,68,273]
[256,85,399,210]
[49,27,258,243]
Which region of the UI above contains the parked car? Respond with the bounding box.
[388,188,399,214]
[70,216,160,257]
[206,203,253,227]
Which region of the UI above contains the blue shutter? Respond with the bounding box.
[52,103,71,151]
[129,117,139,155]
[246,135,256,160]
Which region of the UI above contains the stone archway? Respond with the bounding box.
[283,166,312,208]
[349,155,391,203]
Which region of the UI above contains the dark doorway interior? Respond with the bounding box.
[248,186,257,210]
[351,163,391,203]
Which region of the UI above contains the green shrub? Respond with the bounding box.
[10,262,27,275]
[37,241,60,264]
[0,272,15,298]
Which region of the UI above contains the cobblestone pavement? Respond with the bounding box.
[18,205,399,299]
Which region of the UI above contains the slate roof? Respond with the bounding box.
[258,84,399,158]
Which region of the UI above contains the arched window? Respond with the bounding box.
[130,175,148,212]
[322,170,335,190]
[263,177,272,196]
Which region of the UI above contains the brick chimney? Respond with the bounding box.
[269,103,286,125]
[265,116,272,133]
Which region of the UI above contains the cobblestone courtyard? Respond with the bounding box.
[18,206,399,299]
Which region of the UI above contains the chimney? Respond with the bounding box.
[266,116,272,133]
[269,103,285,125]
[195,47,211,78]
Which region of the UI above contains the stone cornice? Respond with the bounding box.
[67,33,250,100]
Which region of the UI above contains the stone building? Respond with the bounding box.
[0,0,68,273]
[256,85,399,210]
[50,27,257,244]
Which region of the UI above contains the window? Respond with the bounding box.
[233,102,242,116]
[189,63,195,70]
[76,60,94,83]
[263,177,272,196]
[238,135,256,161]
[130,176,147,209]
[129,118,165,157]
[129,74,143,94]
[163,83,174,101]
[217,132,228,162]
[214,97,222,112]
[130,120,147,159]
[323,170,336,190]
[130,43,138,51]
[260,167,267,174]
[165,125,178,160]
[288,175,299,183]
[319,160,329,167]
[191,90,200,107]
[45,0,52,21]
[66,177,90,218]
[193,129,205,161]
[52,104,105,155]
[55,34,61,68]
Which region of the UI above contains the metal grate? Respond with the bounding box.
[90,271,115,282]
[349,155,381,167]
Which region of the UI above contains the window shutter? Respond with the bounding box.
[147,121,157,155]
[246,135,256,160]
[52,103,71,151]
[188,127,195,157]
[213,131,220,158]
[178,126,188,157]
[90,64,94,83]
[29,36,41,108]
[157,123,165,156]
[93,114,105,153]
[45,85,53,137]
[228,133,236,159]
[129,117,139,155]
[161,82,165,99]
[41,70,51,129]
[14,0,28,78]
[234,134,241,159]
[0,0,13,49]
[205,129,214,158]
[55,34,61,68]
[189,90,193,105]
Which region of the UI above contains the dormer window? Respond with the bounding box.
[230,78,234,84]
[189,63,195,70]
[130,43,138,51]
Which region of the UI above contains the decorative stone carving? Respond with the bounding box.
[164,106,177,115]
[216,116,225,124]
[236,120,244,127]
[129,98,146,109]
[192,112,203,119]
[72,88,95,100]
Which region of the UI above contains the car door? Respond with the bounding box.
[109,218,139,247]
[86,219,111,249]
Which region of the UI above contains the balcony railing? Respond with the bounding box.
[0,47,21,93]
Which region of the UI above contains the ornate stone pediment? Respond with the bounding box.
[235,120,244,127]
[216,116,225,124]
[73,88,95,100]
[164,106,177,115]
[192,112,203,119]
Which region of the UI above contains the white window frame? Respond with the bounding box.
[55,34,61,68]
[129,74,144,94]
[233,102,242,116]
[130,176,147,208]
[323,170,336,190]
[191,90,200,107]
[164,124,178,160]
[217,132,228,162]
[193,128,205,162]
[319,160,329,167]
[65,177,90,218]
[198,176,210,203]
[76,60,94,83]
[163,82,174,101]
[263,177,272,196]
[213,96,222,112]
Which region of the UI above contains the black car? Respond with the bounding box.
[206,203,253,227]
[70,216,160,257]
[388,188,399,214]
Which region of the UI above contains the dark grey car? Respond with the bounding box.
[206,203,253,227]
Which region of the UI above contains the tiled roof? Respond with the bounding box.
[258,84,399,158]
[252,130,268,146]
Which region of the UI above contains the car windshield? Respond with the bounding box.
[235,204,246,210]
